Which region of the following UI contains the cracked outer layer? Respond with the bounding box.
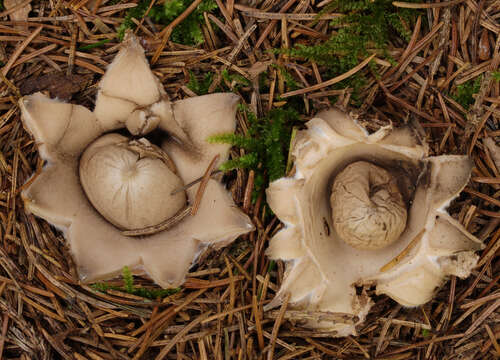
[265,108,483,336]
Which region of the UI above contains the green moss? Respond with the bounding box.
[187,70,214,95]
[273,65,299,91]
[117,0,217,45]
[92,266,181,300]
[279,0,422,102]
[493,71,500,81]
[451,76,482,109]
[221,69,251,92]
[122,266,134,293]
[151,0,217,45]
[208,105,299,199]
[117,1,152,41]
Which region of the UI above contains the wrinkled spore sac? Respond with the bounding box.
[330,161,407,250]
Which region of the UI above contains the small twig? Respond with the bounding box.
[465,299,500,335]
[152,0,204,64]
[122,206,192,237]
[380,229,425,272]
[393,0,465,8]
[170,170,222,195]
[240,11,341,21]
[0,312,8,360]
[191,154,220,216]
[154,311,211,360]
[267,293,290,360]
[2,25,43,76]
[281,54,376,98]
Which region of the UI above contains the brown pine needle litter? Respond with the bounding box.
[0,0,500,359]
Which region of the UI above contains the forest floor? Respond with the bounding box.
[0,0,499,359]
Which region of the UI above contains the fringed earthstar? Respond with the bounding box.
[265,108,483,336]
[19,33,254,288]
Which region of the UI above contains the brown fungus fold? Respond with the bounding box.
[265,108,483,336]
[19,33,254,288]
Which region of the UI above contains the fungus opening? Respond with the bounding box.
[330,161,407,250]
[79,133,187,232]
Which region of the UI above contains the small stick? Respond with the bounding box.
[267,293,290,360]
[152,0,204,64]
[281,54,376,98]
[122,206,192,237]
[171,170,222,195]
[191,155,220,216]
[0,313,8,360]
[393,0,465,9]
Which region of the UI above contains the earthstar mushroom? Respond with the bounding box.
[19,33,254,287]
[265,108,483,336]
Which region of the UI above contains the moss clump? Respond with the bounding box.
[187,70,214,95]
[117,0,217,45]
[451,76,482,109]
[117,1,152,41]
[92,266,181,299]
[209,105,299,197]
[273,65,299,91]
[222,69,251,92]
[151,0,217,45]
[280,0,421,101]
